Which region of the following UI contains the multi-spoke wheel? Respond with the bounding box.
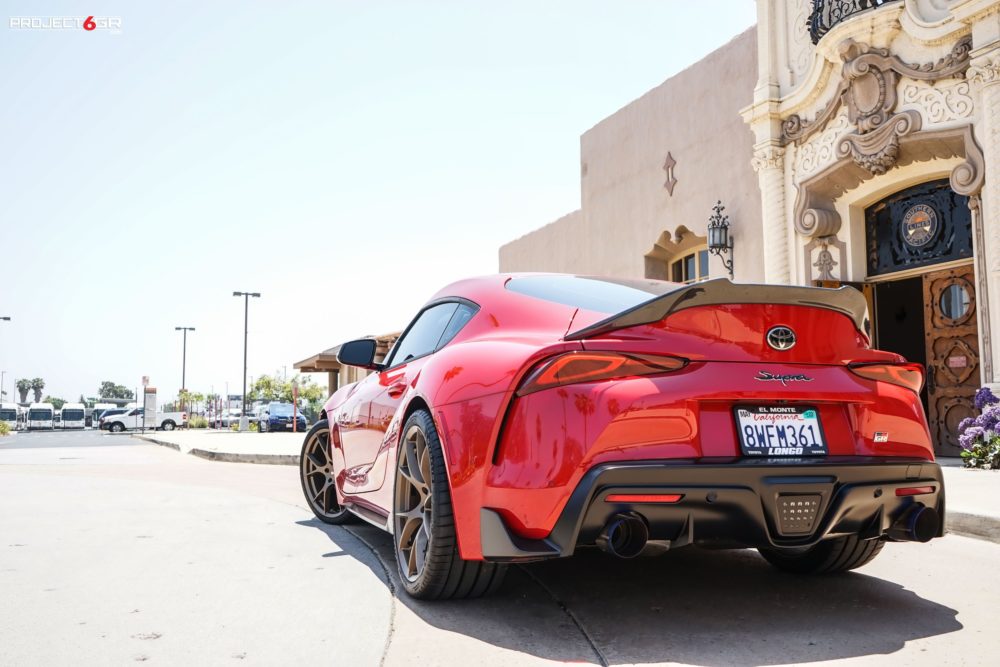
[392,409,506,599]
[395,421,434,582]
[300,420,353,524]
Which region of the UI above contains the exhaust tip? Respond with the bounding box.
[908,506,940,543]
[597,513,649,558]
[889,504,940,543]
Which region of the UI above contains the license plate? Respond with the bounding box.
[735,406,827,456]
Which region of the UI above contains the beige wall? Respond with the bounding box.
[500,27,764,282]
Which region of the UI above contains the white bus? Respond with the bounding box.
[60,403,86,429]
[27,402,55,430]
[0,402,18,431]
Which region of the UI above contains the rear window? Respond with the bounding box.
[506,275,679,314]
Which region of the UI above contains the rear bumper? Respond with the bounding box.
[480,457,945,562]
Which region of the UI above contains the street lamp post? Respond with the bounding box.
[174,327,195,407]
[1,317,10,404]
[232,292,260,431]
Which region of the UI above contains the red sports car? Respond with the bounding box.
[300,274,944,599]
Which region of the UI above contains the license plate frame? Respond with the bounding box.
[734,405,828,457]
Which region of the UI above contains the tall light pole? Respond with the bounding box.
[1,317,10,404]
[175,326,195,397]
[232,292,260,431]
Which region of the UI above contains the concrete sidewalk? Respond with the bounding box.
[134,429,302,465]
[136,431,1000,544]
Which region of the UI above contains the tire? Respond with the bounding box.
[758,535,886,574]
[300,420,355,525]
[393,409,506,600]
[162,420,175,431]
[110,423,125,433]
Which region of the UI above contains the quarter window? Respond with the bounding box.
[437,303,478,349]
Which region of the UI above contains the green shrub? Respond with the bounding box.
[0,422,10,436]
[188,416,208,429]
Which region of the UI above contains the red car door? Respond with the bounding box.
[340,302,464,495]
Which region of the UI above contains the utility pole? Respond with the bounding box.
[175,326,195,409]
[0,317,10,406]
[232,292,260,431]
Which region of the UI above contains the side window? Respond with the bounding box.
[436,303,478,350]
[386,303,459,367]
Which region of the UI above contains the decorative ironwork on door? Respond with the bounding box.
[865,179,972,277]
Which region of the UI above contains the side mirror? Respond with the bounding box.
[337,338,382,370]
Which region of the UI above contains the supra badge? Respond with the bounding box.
[755,370,813,386]
[766,326,796,351]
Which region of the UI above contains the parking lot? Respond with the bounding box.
[0,429,996,666]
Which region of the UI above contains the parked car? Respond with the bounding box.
[100,407,186,432]
[298,274,945,600]
[256,402,307,432]
[220,409,244,427]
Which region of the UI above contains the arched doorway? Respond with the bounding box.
[864,179,977,456]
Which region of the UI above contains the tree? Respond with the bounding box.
[98,381,134,400]
[16,378,30,403]
[43,395,66,410]
[30,378,45,403]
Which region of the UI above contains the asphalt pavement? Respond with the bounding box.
[2,430,998,666]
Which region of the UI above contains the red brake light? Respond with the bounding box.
[517,351,688,396]
[849,362,925,393]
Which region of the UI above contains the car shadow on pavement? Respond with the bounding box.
[299,519,962,666]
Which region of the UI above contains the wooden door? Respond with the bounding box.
[924,265,980,456]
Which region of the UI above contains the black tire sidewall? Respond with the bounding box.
[299,419,352,525]
[394,409,454,598]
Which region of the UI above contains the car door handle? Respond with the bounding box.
[387,381,407,398]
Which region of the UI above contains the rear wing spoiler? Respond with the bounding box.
[564,278,870,341]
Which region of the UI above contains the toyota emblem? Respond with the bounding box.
[766,326,796,351]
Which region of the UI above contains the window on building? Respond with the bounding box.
[670,248,710,284]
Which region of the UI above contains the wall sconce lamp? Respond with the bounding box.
[707,200,734,279]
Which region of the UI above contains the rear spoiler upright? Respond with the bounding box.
[564,279,871,341]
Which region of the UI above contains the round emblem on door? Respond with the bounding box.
[766,326,796,351]
[901,204,938,248]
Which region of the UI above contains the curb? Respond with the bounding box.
[135,435,180,451]
[946,511,1000,543]
[188,448,298,466]
[133,435,297,466]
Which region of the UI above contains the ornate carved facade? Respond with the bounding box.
[744,0,1000,392]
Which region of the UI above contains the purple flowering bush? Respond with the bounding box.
[957,387,1000,469]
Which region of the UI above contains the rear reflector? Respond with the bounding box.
[849,362,925,394]
[605,493,683,504]
[895,485,936,497]
[517,351,688,396]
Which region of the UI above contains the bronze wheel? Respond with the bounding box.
[300,420,353,524]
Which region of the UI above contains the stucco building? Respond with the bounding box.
[500,0,1000,456]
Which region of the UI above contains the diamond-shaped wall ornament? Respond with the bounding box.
[663,152,678,196]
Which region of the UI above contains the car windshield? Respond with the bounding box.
[506,275,681,314]
[29,409,52,419]
[270,404,295,416]
[0,409,16,420]
[62,409,85,420]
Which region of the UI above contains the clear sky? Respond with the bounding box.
[0,0,756,404]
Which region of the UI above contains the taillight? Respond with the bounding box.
[849,362,925,393]
[516,351,688,396]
